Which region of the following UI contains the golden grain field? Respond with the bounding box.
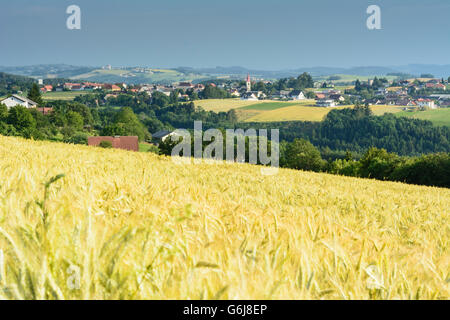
[0,135,448,300]
[194,99,406,122]
[194,99,265,112]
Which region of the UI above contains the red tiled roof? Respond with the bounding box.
[88,136,139,152]
[315,93,326,99]
[38,107,53,115]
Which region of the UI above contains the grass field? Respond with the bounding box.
[139,142,158,153]
[0,135,448,300]
[395,108,450,127]
[42,91,92,101]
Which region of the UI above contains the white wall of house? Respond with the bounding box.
[1,96,36,109]
[418,100,436,109]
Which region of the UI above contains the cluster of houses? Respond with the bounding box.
[13,74,450,112]
[40,82,123,93]
[363,78,448,109]
[137,82,205,99]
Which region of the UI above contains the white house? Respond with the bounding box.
[241,92,258,101]
[416,98,436,109]
[289,91,306,100]
[229,89,241,97]
[0,95,38,109]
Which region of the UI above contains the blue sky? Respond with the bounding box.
[0,0,449,69]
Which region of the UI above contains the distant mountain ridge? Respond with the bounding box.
[0,64,449,84]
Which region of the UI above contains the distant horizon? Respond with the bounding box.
[2,62,450,72]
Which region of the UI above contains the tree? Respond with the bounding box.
[0,103,8,121]
[359,148,401,180]
[297,72,314,89]
[65,102,93,125]
[102,107,150,141]
[355,79,362,91]
[169,90,179,104]
[7,105,36,132]
[27,83,43,106]
[306,91,316,99]
[66,111,84,130]
[102,123,128,137]
[281,139,324,172]
[152,91,170,107]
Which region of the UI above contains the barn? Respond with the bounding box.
[88,136,139,152]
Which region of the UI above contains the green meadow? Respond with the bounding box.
[395,108,450,127]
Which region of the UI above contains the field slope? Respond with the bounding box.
[395,108,450,127]
[195,99,407,122]
[0,136,448,300]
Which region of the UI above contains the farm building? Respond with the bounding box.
[37,107,53,115]
[0,95,38,109]
[88,136,139,152]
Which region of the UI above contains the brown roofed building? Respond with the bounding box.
[38,107,53,115]
[88,136,139,152]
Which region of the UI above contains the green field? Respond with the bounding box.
[139,142,158,153]
[395,108,450,127]
[314,74,398,84]
[42,91,92,101]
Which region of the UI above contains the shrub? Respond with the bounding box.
[66,132,89,145]
[99,140,113,149]
[281,138,324,172]
[359,148,402,180]
[391,153,450,188]
[327,159,360,177]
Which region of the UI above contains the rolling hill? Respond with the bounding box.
[0,135,448,300]
[2,63,450,85]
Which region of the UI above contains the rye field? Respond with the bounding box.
[0,135,448,300]
[195,99,406,122]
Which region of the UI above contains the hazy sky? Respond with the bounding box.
[0,0,449,69]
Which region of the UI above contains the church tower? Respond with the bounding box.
[246,74,251,92]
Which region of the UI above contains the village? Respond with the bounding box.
[33,73,450,110]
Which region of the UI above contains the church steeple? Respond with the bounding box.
[246,74,251,92]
